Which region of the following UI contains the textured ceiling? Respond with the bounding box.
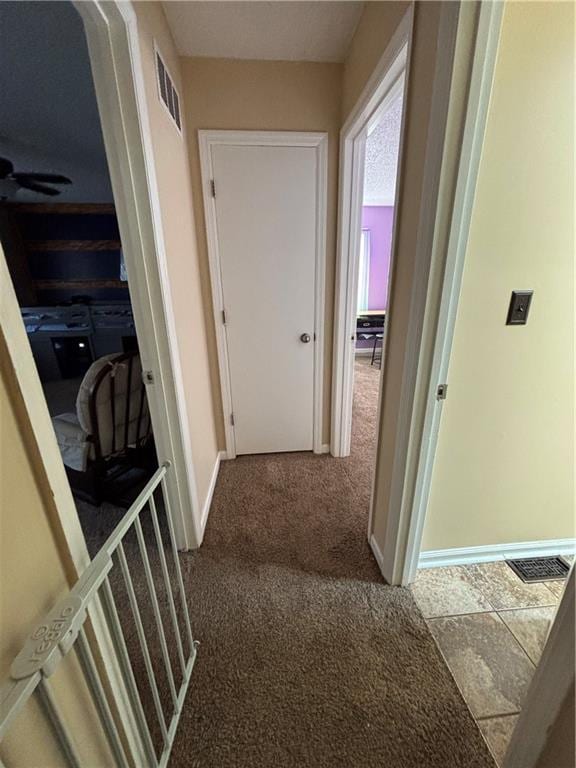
[363,90,403,207]
[162,2,364,62]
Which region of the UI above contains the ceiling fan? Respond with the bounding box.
[0,156,72,198]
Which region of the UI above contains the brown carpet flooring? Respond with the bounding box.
[171,359,493,767]
[80,359,495,767]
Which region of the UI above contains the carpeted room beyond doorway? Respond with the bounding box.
[78,360,495,766]
[168,359,496,767]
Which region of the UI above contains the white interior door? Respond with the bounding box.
[212,143,318,455]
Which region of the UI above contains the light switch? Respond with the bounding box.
[506,290,533,325]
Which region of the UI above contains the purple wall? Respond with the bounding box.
[361,206,394,310]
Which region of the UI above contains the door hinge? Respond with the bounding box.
[230,413,235,426]
[142,370,154,385]
[210,179,216,198]
[436,383,448,401]
[222,309,226,325]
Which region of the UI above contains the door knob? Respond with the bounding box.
[300,333,311,343]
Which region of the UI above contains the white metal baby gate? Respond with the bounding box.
[0,462,197,768]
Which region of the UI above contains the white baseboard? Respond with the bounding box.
[319,443,330,454]
[355,348,375,358]
[418,538,576,569]
[369,534,386,578]
[199,450,225,535]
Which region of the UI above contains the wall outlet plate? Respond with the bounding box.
[506,290,533,325]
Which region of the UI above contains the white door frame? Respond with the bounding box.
[398,0,506,584]
[198,130,328,459]
[331,6,413,459]
[76,0,202,550]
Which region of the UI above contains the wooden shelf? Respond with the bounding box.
[7,203,116,215]
[27,240,121,252]
[34,280,127,290]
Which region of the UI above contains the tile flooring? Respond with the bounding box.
[411,557,573,766]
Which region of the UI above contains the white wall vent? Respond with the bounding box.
[155,46,182,132]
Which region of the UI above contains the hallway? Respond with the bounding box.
[200,358,382,582]
[166,359,495,766]
[73,360,496,765]
[2,3,573,766]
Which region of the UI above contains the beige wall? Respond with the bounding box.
[534,681,575,768]
[134,3,219,507]
[0,334,111,765]
[174,4,415,450]
[154,1,437,464]
[180,57,343,446]
[422,1,575,551]
[341,1,409,122]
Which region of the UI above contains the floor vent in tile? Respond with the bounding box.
[506,556,569,583]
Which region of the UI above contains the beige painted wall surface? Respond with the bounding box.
[0,338,111,765]
[134,2,219,507]
[180,57,343,447]
[422,2,575,551]
[534,681,575,768]
[341,1,409,122]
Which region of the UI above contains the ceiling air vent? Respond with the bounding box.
[155,47,181,132]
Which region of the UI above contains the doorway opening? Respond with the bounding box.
[331,29,409,464]
[0,4,201,760]
[351,77,404,482]
[1,1,158,552]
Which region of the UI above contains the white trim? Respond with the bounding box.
[400,1,505,584]
[199,131,236,459]
[331,6,413,459]
[369,534,386,575]
[313,134,328,456]
[418,539,576,569]
[77,0,202,550]
[199,451,225,535]
[504,568,575,768]
[319,443,330,455]
[199,130,329,148]
[356,229,371,312]
[198,129,328,458]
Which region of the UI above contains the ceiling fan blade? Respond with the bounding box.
[13,172,71,185]
[0,157,14,179]
[16,179,61,196]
